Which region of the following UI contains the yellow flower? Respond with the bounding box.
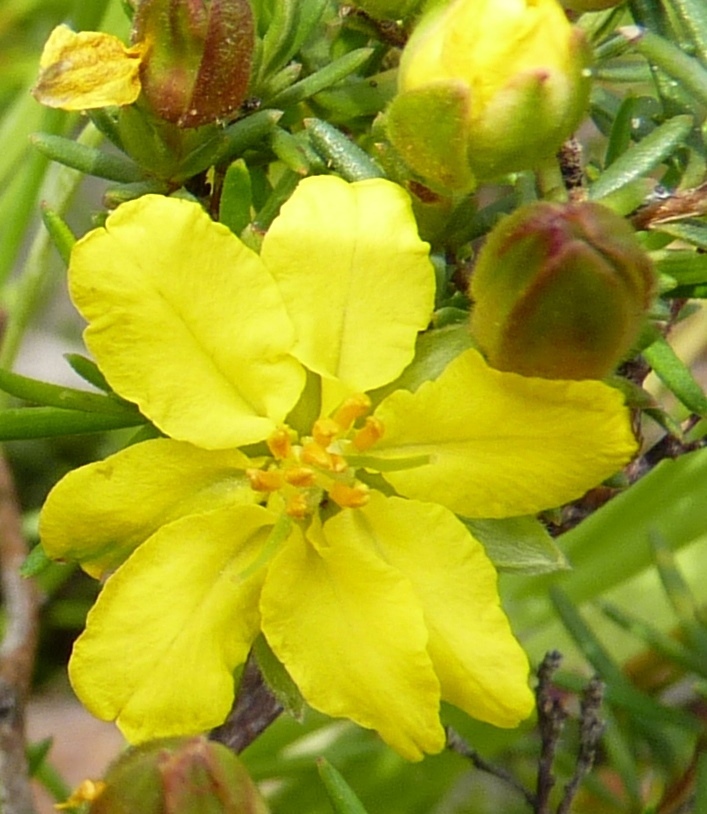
[386,0,592,189]
[33,25,143,110]
[40,177,636,760]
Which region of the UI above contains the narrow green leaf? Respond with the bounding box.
[463,516,570,575]
[0,407,145,441]
[642,333,707,416]
[650,532,707,652]
[219,159,253,235]
[620,27,707,107]
[20,545,52,579]
[652,219,707,251]
[598,600,707,678]
[605,95,638,167]
[270,128,311,175]
[266,48,374,109]
[507,448,707,626]
[64,354,111,393]
[654,249,707,287]
[0,367,139,415]
[253,635,306,721]
[550,587,700,732]
[316,759,370,814]
[39,204,75,267]
[305,118,385,181]
[589,115,693,201]
[30,133,147,183]
[670,0,707,65]
[213,109,283,165]
[258,0,299,80]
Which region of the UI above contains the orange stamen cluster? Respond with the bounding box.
[246,395,383,518]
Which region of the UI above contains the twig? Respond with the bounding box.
[535,651,567,814]
[209,652,283,753]
[557,676,605,814]
[445,726,536,807]
[0,452,40,814]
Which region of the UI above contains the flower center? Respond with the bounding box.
[245,394,384,518]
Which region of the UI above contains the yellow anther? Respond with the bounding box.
[332,393,371,431]
[301,440,335,470]
[329,453,348,473]
[286,493,311,518]
[329,481,370,509]
[55,780,106,809]
[312,417,340,447]
[353,416,385,451]
[246,468,285,492]
[284,466,316,487]
[267,427,292,460]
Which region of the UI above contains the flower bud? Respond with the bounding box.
[132,0,255,127]
[469,201,656,380]
[86,736,270,814]
[386,0,592,191]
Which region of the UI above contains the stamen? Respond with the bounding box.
[286,493,311,518]
[333,394,371,430]
[246,468,285,492]
[353,416,384,451]
[301,440,334,470]
[329,481,370,509]
[284,466,316,487]
[312,417,340,447]
[267,427,292,460]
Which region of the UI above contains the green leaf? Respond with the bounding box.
[30,133,147,183]
[266,48,374,109]
[253,635,306,721]
[39,203,75,266]
[20,545,52,579]
[642,333,707,416]
[219,159,253,236]
[589,115,693,201]
[0,407,146,440]
[507,448,707,625]
[304,118,385,181]
[213,109,283,166]
[64,354,112,392]
[316,759,370,814]
[463,516,570,575]
[652,218,707,251]
[550,587,700,733]
[621,27,707,107]
[660,0,707,65]
[0,366,140,415]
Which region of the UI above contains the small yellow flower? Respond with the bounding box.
[40,177,636,759]
[33,25,143,110]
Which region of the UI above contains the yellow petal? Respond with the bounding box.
[69,505,276,742]
[373,348,637,517]
[69,195,305,449]
[349,493,534,726]
[261,176,434,410]
[40,438,254,578]
[260,515,444,760]
[33,25,143,110]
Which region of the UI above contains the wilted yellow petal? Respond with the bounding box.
[261,516,444,760]
[261,176,434,412]
[69,505,276,742]
[40,438,254,578]
[373,348,637,517]
[69,195,305,449]
[33,25,143,110]
[344,493,534,726]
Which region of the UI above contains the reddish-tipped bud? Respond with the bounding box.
[469,201,656,380]
[85,736,269,814]
[132,0,255,127]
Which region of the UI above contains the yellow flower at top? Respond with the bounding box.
[40,176,637,760]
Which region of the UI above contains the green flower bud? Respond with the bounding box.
[87,737,270,814]
[386,0,592,191]
[132,0,255,128]
[469,201,656,380]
